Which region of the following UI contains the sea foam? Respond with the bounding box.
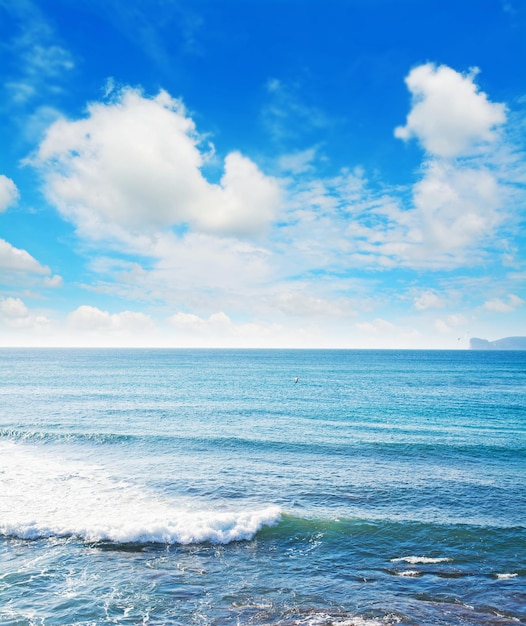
[390,556,451,564]
[0,441,281,544]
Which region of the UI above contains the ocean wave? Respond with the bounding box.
[278,614,400,626]
[390,556,451,564]
[0,506,282,545]
[0,428,133,445]
[0,440,281,545]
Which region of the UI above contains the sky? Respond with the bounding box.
[0,0,525,348]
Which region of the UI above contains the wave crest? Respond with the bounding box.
[0,441,281,545]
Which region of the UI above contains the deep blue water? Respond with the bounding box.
[0,349,525,625]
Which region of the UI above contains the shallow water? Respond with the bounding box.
[1,348,525,625]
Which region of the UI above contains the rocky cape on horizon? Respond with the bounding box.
[470,336,526,350]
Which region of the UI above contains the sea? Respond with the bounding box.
[0,348,524,626]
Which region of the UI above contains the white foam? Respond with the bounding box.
[390,556,451,564]
[495,573,518,580]
[394,570,422,577]
[293,614,399,626]
[0,441,281,544]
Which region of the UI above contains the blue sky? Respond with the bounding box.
[1,0,525,348]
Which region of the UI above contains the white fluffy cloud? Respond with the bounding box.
[0,175,19,212]
[32,88,281,240]
[168,311,233,335]
[0,297,29,319]
[382,64,514,266]
[0,238,62,286]
[278,64,515,274]
[0,238,48,273]
[5,66,522,350]
[395,64,506,157]
[0,297,51,331]
[68,305,155,333]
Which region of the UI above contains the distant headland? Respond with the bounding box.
[470,337,526,350]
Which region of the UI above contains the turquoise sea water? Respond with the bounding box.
[0,348,525,625]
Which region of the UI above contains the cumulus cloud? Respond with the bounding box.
[377,63,516,267]
[68,305,155,333]
[0,297,51,331]
[201,151,280,235]
[276,64,518,273]
[167,310,302,348]
[168,311,233,334]
[32,88,281,240]
[0,176,19,212]
[0,297,29,319]
[0,238,62,286]
[0,238,47,273]
[395,64,506,157]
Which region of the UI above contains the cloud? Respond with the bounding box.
[168,311,233,334]
[282,157,508,271]
[8,63,523,350]
[347,63,519,268]
[44,274,64,287]
[0,176,19,212]
[483,293,524,312]
[0,297,51,331]
[263,78,330,141]
[0,297,29,319]
[166,310,313,348]
[202,151,281,235]
[67,305,155,334]
[31,88,281,240]
[272,290,357,319]
[23,105,63,144]
[434,314,467,334]
[410,160,503,258]
[355,318,396,333]
[278,147,318,174]
[395,64,506,157]
[25,43,74,78]
[2,0,74,107]
[0,238,60,282]
[413,290,445,311]
[272,64,520,274]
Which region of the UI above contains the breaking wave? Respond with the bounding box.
[0,441,281,545]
